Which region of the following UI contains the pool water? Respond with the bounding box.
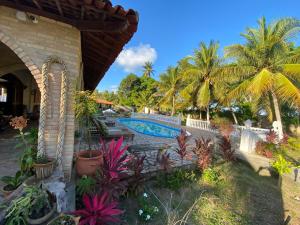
[118,118,180,138]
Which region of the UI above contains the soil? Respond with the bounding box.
[3,184,15,191]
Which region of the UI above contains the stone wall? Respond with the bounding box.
[0,6,82,178]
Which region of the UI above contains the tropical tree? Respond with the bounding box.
[181,41,222,121]
[142,62,155,77]
[158,66,183,115]
[223,17,300,138]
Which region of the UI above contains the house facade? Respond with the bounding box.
[0,1,138,178]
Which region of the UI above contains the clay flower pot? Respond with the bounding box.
[76,150,103,177]
[26,203,57,225]
[0,185,14,197]
[33,160,55,180]
[47,214,79,225]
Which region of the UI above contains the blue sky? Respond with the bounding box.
[97,0,300,91]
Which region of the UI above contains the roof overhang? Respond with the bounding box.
[0,0,139,90]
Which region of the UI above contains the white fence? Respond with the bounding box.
[186,118,218,133]
[186,116,269,136]
[131,113,182,126]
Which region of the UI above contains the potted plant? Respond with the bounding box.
[33,155,55,180]
[0,171,26,197]
[47,214,79,225]
[74,91,103,176]
[9,116,54,179]
[4,185,56,225]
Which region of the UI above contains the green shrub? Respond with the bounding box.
[137,192,160,222]
[76,175,96,196]
[156,169,198,190]
[201,168,220,184]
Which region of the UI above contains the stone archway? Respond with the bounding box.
[0,31,42,90]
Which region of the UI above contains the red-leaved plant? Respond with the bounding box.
[71,192,123,225]
[266,130,278,144]
[156,149,173,172]
[127,153,146,194]
[219,136,236,161]
[193,138,213,171]
[99,137,130,199]
[175,129,190,161]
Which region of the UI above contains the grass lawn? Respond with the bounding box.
[121,161,300,225]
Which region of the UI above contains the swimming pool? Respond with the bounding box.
[118,118,180,138]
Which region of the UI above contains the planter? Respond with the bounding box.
[47,214,78,225]
[0,185,15,197]
[76,150,103,177]
[26,203,57,225]
[33,160,55,180]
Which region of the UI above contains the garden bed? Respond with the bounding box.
[120,161,300,225]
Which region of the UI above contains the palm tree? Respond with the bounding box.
[158,66,183,116]
[181,41,221,121]
[142,62,155,77]
[223,17,300,139]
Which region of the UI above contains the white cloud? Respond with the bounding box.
[116,44,157,73]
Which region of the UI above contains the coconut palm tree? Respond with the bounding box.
[223,17,300,139]
[158,66,183,116]
[181,41,221,121]
[142,62,155,77]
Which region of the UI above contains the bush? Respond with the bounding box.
[156,169,198,190]
[201,168,220,184]
[137,192,160,222]
[193,138,214,171]
[219,136,236,161]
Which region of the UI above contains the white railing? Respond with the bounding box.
[186,118,218,133]
[131,113,181,126]
[186,116,269,136]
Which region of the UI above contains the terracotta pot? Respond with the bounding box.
[26,203,57,225]
[47,214,78,225]
[76,150,103,177]
[0,185,15,198]
[33,160,55,180]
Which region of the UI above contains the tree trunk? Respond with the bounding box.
[231,108,238,125]
[206,106,210,122]
[271,91,284,139]
[171,96,175,116]
[199,110,202,120]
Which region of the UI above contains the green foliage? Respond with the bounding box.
[76,175,96,196]
[201,168,220,184]
[156,169,198,190]
[74,90,98,150]
[1,171,27,191]
[137,192,160,222]
[94,90,119,104]
[5,186,51,225]
[271,154,292,176]
[143,62,155,77]
[118,74,158,111]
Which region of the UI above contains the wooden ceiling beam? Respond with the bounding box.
[32,0,42,10]
[55,0,64,16]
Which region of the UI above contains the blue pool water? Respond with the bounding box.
[118,118,180,138]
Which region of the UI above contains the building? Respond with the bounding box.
[0,1,138,178]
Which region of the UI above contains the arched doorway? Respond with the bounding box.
[0,42,41,120]
[0,41,41,178]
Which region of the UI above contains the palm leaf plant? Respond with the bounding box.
[142,61,155,77]
[158,66,183,115]
[181,41,222,121]
[223,17,300,139]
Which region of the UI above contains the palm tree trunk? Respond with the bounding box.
[199,110,202,120]
[231,108,238,125]
[206,106,210,122]
[271,91,283,139]
[171,96,175,116]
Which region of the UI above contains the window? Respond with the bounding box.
[0,87,7,102]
